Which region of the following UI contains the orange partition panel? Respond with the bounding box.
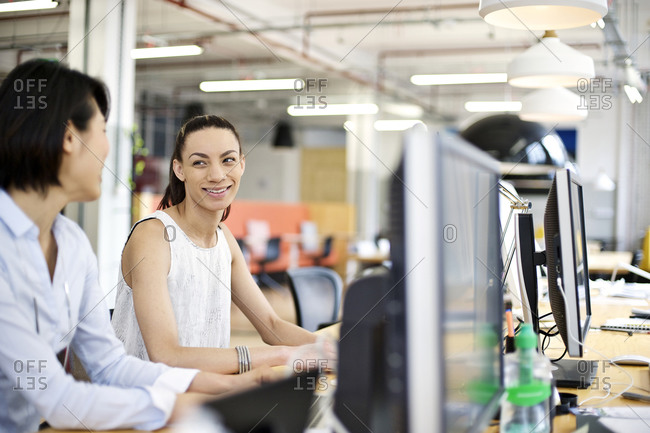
[225,200,310,238]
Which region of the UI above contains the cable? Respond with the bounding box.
[554,277,634,407]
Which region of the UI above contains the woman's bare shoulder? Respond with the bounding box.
[125,217,170,254]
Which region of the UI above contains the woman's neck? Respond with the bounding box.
[9,187,67,280]
[9,187,67,243]
[172,200,223,248]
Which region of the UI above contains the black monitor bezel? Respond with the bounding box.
[546,168,592,358]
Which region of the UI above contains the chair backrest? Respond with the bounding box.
[261,237,282,264]
[321,236,333,258]
[286,266,343,332]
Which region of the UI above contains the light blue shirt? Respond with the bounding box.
[0,189,199,433]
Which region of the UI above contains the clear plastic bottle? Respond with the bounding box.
[500,324,552,433]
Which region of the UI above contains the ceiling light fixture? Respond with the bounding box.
[0,0,58,12]
[374,120,424,131]
[519,87,587,122]
[131,45,203,60]
[411,73,507,86]
[479,0,608,30]
[288,103,379,116]
[200,78,304,92]
[623,85,643,104]
[508,31,595,88]
[624,66,646,104]
[464,101,522,113]
[590,19,605,29]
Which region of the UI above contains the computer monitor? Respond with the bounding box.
[514,212,543,335]
[545,168,592,357]
[515,168,595,388]
[385,127,504,432]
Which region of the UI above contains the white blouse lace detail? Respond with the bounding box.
[112,210,232,360]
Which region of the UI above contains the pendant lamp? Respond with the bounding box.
[519,87,587,122]
[508,31,595,88]
[479,0,608,30]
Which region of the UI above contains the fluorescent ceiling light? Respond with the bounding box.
[287,103,378,116]
[200,78,303,92]
[374,120,424,131]
[0,0,58,12]
[508,32,595,88]
[624,85,643,104]
[479,0,608,30]
[464,101,522,112]
[131,45,203,60]
[411,73,507,86]
[519,87,587,122]
[383,102,424,118]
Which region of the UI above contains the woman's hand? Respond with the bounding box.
[286,337,338,374]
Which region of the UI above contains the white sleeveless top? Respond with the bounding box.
[112,210,232,360]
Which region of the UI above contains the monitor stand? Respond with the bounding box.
[550,359,598,389]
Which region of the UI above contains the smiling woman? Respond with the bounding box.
[111,115,332,376]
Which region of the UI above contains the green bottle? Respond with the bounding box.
[500,324,552,433]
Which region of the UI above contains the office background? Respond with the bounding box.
[0,0,648,304]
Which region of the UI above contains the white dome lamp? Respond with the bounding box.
[519,87,588,123]
[508,31,595,88]
[479,0,608,30]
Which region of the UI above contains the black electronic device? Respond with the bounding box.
[333,267,392,433]
[515,168,595,388]
[202,371,318,433]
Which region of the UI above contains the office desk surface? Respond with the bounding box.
[588,250,634,275]
[486,302,650,433]
[40,324,341,433]
[39,306,648,433]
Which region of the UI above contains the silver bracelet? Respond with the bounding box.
[235,345,251,374]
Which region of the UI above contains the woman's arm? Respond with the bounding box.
[222,224,317,346]
[120,219,297,373]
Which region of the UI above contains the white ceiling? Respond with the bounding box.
[1,0,649,128]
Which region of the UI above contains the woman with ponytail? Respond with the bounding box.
[112,115,331,375]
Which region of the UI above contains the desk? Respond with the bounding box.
[39,306,648,433]
[40,325,341,433]
[588,250,634,275]
[487,302,650,433]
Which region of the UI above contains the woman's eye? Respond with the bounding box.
[224,157,236,164]
[193,160,206,166]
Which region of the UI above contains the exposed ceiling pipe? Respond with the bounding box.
[135,56,276,72]
[303,3,479,58]
[378,42,602,60]
[161,0,447,120]
[602,0,635,65]
[147,16,484,42]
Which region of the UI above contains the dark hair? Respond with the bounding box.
[0,59,110,194]
[158,115,242,222]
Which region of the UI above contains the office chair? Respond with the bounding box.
[286,266,343,332]
[253,237,285,291]
[303,235,334,267]
[312,235,334,266]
